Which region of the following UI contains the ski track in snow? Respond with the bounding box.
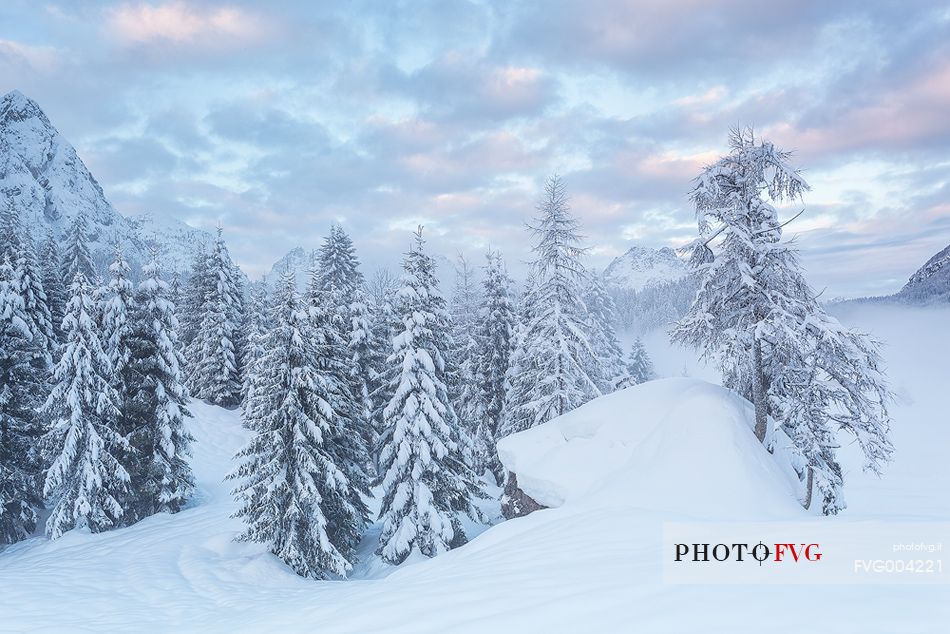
[1,305,949,632]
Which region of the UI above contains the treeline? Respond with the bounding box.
[0,176,654,580]
[1,207,191,544]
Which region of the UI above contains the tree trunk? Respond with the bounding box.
[803,466,814,511]
[752,337,768,443]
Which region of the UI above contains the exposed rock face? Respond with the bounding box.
[501,472,547,519]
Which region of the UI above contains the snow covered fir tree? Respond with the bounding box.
[448,254,482,465]
[671,127,894,514]
[501,174,625,438]
[618,338,656,388]
[42,269,129,538]
[185,229,245,408]
[375,228,481,565]
[472,251,515,481]
[230,271,367,578]
[306,225,376,475]
[125,250,194,519]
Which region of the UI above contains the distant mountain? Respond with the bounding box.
[892,243,950,304]
[0,89,211,276]
[602,245,687,292]
[266,246,315,288]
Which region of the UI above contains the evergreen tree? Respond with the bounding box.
[101,245,136,439]
[500,175,600,438]
[310,225,374,463]
[42,272,128,539]
[671,127,893,514]
[0,203,53,359]
[126,250,194,520]
[347,287,381,460]
[501,273,538,437]
[0,256,47,544]
[376,228,479,565]
[240,279,269,424]
[584,275,626,393]
[187,230,243,407]
[618,338,656,388]
[60,210,96,286]
[179,246,210,355]
[305,265,372,526]
[366,271,399,466]
[473,251,515,480]
[230,271,366,579]
[447,254,481,465]
[40,229,68,347]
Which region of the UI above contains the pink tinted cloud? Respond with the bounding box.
[767,58,950,160]
[108,1,270,47]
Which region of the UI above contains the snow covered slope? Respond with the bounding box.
[893,243,950,304]
[498,378,803,518]
[602,245,687,291]
[0,90,210,275]
[1,306,948,632]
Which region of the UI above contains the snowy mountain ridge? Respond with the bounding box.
[602,244,687,291]
[894,242,950,304]
[266,245,315,286]
[0,89,211,275]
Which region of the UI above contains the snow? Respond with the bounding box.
[498,378,803,518]
[1,304,948,631]
[0,90,211,276]
[601,245,686,291]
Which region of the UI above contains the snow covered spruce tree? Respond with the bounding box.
[240,279,269,423]
[0,202,54,359]
[308,225,376,462]
[101,245,136,441]
[187,230,244,407]
[472,251,515,480]
[584,275,627,392]
[40,229,68,348]
[365,269,400,459]
[376,227,480,565]
[60,210,96,286]
[178,245,210,354]
[618,338,656,388]
[447,254,481,464]
[42,271,128,538]
[500,273,537,436]
[125,249,194,520]
[500,175,601,438]
[0,256,48,544]
[230,271,367,579]
[671,127,893,514]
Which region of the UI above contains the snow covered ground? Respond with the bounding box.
[1,304,948,632]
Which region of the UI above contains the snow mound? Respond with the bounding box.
[498,378,803,519]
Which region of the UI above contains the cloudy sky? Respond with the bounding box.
[2,0,949,297]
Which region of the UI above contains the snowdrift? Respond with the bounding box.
[498,378,803,519]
